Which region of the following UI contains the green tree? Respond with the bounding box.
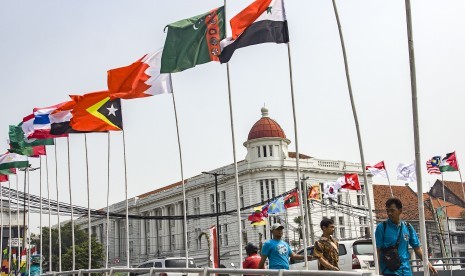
[37,222,104,271]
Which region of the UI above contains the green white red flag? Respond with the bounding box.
[439,152,459,172]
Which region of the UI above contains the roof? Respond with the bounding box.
[247,107,286,140]
[373,184,434,221]
[443,181,465,202]
[288,152,312,159]
[137,180,185,199]
[424,194,465,219]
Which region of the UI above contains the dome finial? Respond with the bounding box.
[261,105,269,117]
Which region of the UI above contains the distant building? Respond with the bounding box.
[76,107,375,267]
[428,180,465,259]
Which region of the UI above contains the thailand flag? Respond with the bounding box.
[29,102,70,139]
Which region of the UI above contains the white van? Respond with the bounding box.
[132,257,198,276]
[289,239,375,272]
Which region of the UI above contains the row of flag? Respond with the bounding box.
[0,0,289,181]
[247,174,362,225]
[366,151,460,183]
[0,247,36,275]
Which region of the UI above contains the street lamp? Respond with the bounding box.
[18,166,40,249]
[201,171,228,267]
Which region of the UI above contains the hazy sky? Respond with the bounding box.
[1,0,465,233]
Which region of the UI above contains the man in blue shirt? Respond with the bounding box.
[375,198,437,275]
[258,223,311,270]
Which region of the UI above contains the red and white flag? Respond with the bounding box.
[341,174,361,191]
[209,226,219,268]
[108,48,172,100]
[366,161,387,178]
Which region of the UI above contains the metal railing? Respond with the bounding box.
[410,257,465,271]
[41,267,375,276]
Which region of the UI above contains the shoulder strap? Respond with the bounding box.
[395,221,404,247]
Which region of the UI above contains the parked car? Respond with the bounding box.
[289,239,375,272]
[132,257,198,276]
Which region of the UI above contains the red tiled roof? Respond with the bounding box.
[443,181,465,202]
[424,194,465,219]
[248,117,286,140]
[288,152,312,159]
[138,180,185,199]
[373,184,434,221]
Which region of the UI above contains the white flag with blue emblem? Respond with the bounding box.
[396,162,416,182]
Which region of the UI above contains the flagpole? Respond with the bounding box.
[330,0,378,273]
[169,81,190,266]
[66,136,76,271]
[46,155,52,272]
[84,133,92,269]
[122,131,130,268]
[456,152,465,202]
[27,164,31,276]
[441,175,451,258]
[8,179,12,275]
[384,165,394,197]
[0,179,3,272]
[16,172,21,273]
[404,0,429,274]
[54,141,62,272]
[223,0,244,267]
[105,132,110,270]
[39,156,43,274]
[283,0,309,264]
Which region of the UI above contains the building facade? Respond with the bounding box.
[76,107,375,267]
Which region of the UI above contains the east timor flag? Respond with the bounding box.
[70,91,123,132]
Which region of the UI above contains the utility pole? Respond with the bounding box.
[202,171,227,267]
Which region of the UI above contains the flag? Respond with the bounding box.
[0,153,29,170]
[366,161,387,178]
[0,168,15,182]
[439,152,459,172]
[268,197,285,214]
[248,206,267,226]
[160,7,225,73]
[307,184,321,201]
[70,91,123,132]
[49,101,79,135]
[1,248,8,275]
[426,156,441,174]
[108,48,172,99]
[397,163,416,182]
[8,125,52,157]
[28,102,71,139]
[219,0,289,63]
[10,145,45,158]
[0,169,16,175]
[341,173,361,191]
[284,190,299,208]
[323,182,339,199]
[19,249,26,273]
[209,226,219,268]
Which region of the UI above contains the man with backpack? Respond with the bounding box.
[375,198,437,275]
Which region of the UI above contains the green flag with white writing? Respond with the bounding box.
[161,6,225,73]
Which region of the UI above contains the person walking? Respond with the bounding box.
[258,223,311,270]
[313,218,339,271]
[375,198,437,275]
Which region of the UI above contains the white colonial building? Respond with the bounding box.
[76,107,375,267]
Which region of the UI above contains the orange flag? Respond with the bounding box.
[70,91,123,132]
[230,0,272,39]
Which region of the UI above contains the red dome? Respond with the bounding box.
[248,108,286,140]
